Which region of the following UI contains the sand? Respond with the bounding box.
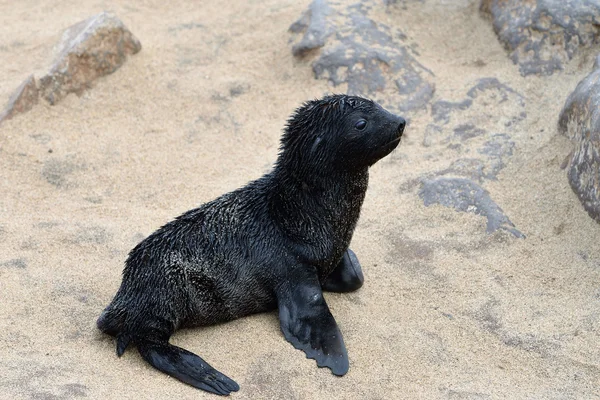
[1,0,599,399]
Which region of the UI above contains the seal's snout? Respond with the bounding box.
[397,117,406,136]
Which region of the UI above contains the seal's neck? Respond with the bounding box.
[272,164,368,203]
[267,164,368,269]
[268,164,369,241]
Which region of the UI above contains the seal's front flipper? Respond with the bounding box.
[137,339,240,396]
[277,265,349,376]
[322,248,364,293]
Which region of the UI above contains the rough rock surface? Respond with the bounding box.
[481,0,600,76]
[289,0,434,111]
[427,77,525,157]
[419,177,524,238]
[39,12,141,105]
[0,12,140,123]
[0,75,38,124]
[405,77,527,234]
[558,56,600,222]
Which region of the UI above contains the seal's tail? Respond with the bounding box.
[136,339,240,396]
[97,304,238,395]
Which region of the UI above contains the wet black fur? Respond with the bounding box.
[97,94,405,395]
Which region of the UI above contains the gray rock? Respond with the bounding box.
[453,123,486,141]
[419,177,524,238]
[481,0,600,76]
[431,78,525,130]
[431,133,515,183]
[558,58,600,222]
[477,133,516,181]
[0,75,38,124]
[426,78,523,181]
[438,158,487,183]
[289,0,434,112]
[466,77,525,106]
[432,99,473,124]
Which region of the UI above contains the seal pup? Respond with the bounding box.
[97,94,406,395]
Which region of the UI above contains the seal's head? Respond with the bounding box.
[279,94,405,174]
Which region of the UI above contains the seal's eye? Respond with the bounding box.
[354,119,367,131]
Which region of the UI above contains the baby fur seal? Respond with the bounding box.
[97,94,406,396]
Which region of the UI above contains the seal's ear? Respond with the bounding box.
[310,136,323,155]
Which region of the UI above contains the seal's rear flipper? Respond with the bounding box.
[137,340,240,396]
[277,265,350,376]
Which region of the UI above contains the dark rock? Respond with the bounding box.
[39,12,141,105]
[432,99,473,124]
[466,77,525,106]
[432,78,525,130]
[289,0,332,57]
[425,78,523,181]
[477,133,516,180]
[437,158,487,183]
[419,177,524,238]
[453,123,486,141]
[558,59,600,222]
[0,75,38,124]
[289,0,434,112]
[481,0,600,76]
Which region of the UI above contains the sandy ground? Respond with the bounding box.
[1,0,600,399]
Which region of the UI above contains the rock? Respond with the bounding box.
[427,134,515,184]
[419,177,524,238]
[0,75,38,124]
[432,99,473,125]
[39,12,142,105]
[415,78,524,235]
[0,12,141,123]
[289,0,434,112]
[477,133,516,181]
[453,123,486,142]
[425,78,524,181]
[558,58,600,222]
[481,0,600,76]
[466,77,525,106]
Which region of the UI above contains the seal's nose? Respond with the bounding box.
[397,117,406,136]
